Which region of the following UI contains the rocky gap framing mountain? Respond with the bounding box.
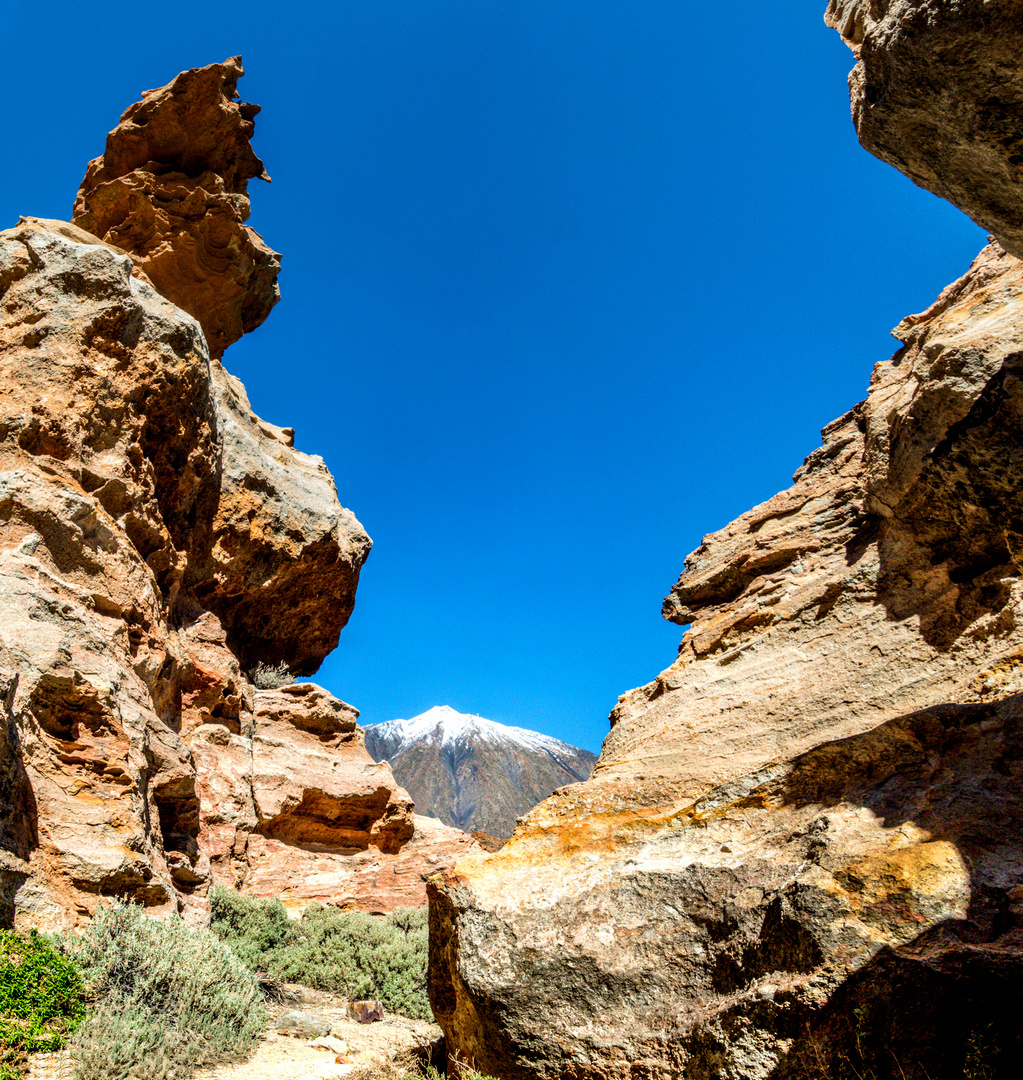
[2,6,1022,1077]
[364,706,598,839]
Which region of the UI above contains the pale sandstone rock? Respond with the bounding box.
[428,18,1023,1073]
[428,254,1023,1075]
[201,368,371,675]
[0,217,467,926]
[825,0,1023,260]
[276,1011,331,1038]
[73,57,280,358]
[250,684,414,854]
[241,812,478,916]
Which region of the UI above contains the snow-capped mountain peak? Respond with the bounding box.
[368,705,578,757]
[363,706,599,838]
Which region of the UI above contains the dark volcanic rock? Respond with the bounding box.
[365,706,597,838]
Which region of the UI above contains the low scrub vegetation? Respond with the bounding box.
[1,895,435,1080]
[209,887,431,1020]
[250,660,294,689]
[396,1061,500,1080]
[0,929,86,1080]
[58,902,266,1080]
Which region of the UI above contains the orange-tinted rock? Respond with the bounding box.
[194,363,371,676]
[0,218,466,928]
[241,812,479,917]
[250,684,414,854]
[73,57,280,358]
[428,250,1023,1076]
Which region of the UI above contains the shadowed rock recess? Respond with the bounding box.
[427,7,1023,1078]
[0,62,476,928]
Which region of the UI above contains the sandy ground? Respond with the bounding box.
[26,987,441,1080]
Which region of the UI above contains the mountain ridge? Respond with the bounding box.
[364,706,597,838]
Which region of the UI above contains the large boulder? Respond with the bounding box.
[428,245,1023,1078]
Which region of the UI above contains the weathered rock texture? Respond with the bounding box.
[825,0,1023,260]
[73,57,280,358]
[190,683,478,915]
[0,68,475,926]
[427,12,1023,1077]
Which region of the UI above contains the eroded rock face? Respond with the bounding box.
[0,215,462,927]
[197,362,371,675]
[188,682,477,914]
[427,126,1023,1080]
[825,0,1023,260]
[250,684,414,854]
[73,57,281,358]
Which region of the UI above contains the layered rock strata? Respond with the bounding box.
[0,64,475,927]
[427,10,1023,1077]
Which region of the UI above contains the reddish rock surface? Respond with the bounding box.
[73,57,280,359]
[0,64,475,928]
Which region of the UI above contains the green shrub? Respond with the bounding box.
[0,929,86,1078]
[58,902,266,1080]
[208,885,298,971]
[209,888,431,1020]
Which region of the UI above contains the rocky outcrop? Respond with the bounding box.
[427,11,1023,1077]
[73,57,280,358]
[0,216,378,926]
[0,65,474,928]
[825,0,1023,260]
[199,362,371,675]
[188,683,477,915]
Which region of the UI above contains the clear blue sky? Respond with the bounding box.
[2,1,986,752]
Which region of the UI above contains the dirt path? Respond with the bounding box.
[27,988,441,1080]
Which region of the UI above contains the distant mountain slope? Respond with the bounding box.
[364,706,598,838]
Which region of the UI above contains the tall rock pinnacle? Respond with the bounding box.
[73,56,281,358]
[0,62,477,929]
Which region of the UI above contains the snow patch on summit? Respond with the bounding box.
[366,705,581,758]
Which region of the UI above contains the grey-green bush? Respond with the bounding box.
[209,888,431,1020]
[250,661,293,689]
[58,902,266,1080]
